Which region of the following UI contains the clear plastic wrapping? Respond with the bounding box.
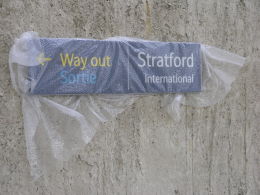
[9,32,245,178]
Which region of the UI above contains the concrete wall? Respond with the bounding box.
[0,0,259,194]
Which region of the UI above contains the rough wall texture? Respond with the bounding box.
[0,0,260,194]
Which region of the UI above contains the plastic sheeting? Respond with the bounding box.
[9,32,245,178]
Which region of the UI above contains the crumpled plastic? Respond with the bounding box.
[9,32,246,179]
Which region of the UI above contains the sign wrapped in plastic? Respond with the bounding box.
[9,32,246,178]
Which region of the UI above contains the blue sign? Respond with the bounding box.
[29,38,201,94]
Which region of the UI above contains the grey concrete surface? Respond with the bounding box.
[0,0,260,194]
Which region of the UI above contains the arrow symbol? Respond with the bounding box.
[37,53,52,66]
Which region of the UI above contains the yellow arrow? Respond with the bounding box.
[37,53,52,66]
